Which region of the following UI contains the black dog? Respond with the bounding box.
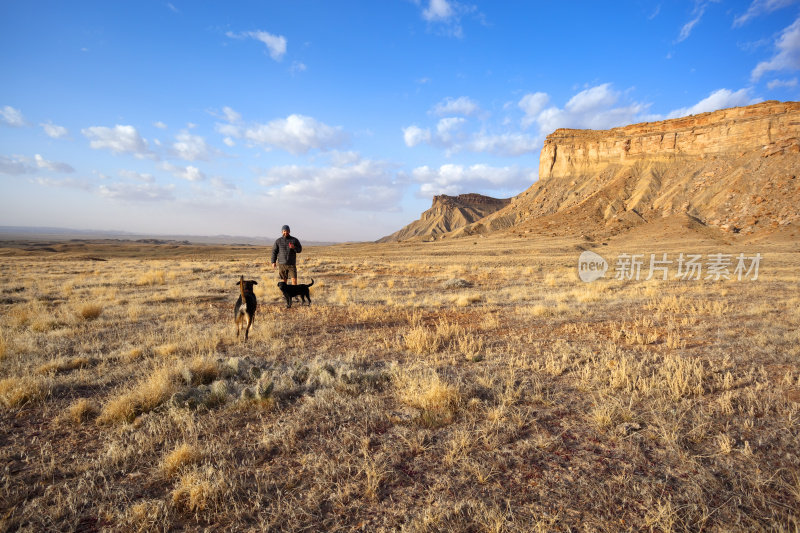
[277,278,314,308]
[235,276,258,340]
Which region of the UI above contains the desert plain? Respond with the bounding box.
[0,225,798,532]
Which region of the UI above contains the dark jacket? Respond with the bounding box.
[271,236,302,265]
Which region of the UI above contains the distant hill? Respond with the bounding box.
[377,194,511,242]
[0,226,337,247]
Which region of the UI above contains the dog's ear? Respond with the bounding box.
[251,281,258,285]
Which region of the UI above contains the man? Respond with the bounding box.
[271,225,302,285]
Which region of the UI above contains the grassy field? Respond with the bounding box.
[1,233,798,531]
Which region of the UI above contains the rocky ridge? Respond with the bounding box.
[378,193,510,242]
[447,100,800,239]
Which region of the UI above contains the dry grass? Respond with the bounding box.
[0,235,798,530]
[161,442,205,478]
[0,375,51,407]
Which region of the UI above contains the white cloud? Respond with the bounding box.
[519,92,549,128]
[677,1,713,43]
[258,156,402,211]
[329,150,361,166]
[119,169,155,182]
[32,177,91,190]
[431,96,479,116]
[404,120,539,156]
[466,131,540,157]
[733,0,798,27]
[751,16,800,80]
[436,117,466,142]
[0,155,35,175]
[216,123,241,138]
[222,106,241,123]
[417,0,479,38]
[227,30,287,61]
[422,0,455,21]
[291,61,307,74]
[565,84,619,114]
[172,131,214,161]
[767,77,798,88]
[99,182,175,201]
[210,177,238,192]
[240,114,347,154]
[667,88,759,117]
[534,84,647,134]
[1,106,26,127]
[82,125,154,159]
[403,125,432,147]
[154,121,168,129]
[41,122,69,139]
[161,162,206,182]
[411,163,535,196]
[34,154,74,173]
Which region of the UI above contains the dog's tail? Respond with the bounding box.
[308,278,314,287]
[239,275,245,301]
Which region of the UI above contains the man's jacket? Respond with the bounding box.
[271,236,302,265]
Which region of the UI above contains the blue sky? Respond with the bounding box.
[2,1,799,241]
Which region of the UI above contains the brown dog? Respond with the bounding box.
[235,276,258,340]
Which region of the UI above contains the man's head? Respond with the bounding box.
[281,224,290,237]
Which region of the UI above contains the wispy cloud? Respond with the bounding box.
[767,77,798,88]
[0,155,36,175]
[417,0,479,38]
[751,16,800,81]
[667,88,760,118]
[733,0,799,27]
[33,177,91,190]
[41,122,70,139]
[160,162,206,182]
[1,106,26,127]
[290,61,307,75]
[677,1,717,43]
[430,96,480,117]
[0,154,74,174]
[466,131,541,157]
[99,182,176,201]
[34,154,74,173]
[119,169,155,182]
[422,0,454,21]
[227,30,287,61]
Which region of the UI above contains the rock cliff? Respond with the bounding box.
[377,194,510,242]
[539,100,800,179]
[450,101,800,238]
